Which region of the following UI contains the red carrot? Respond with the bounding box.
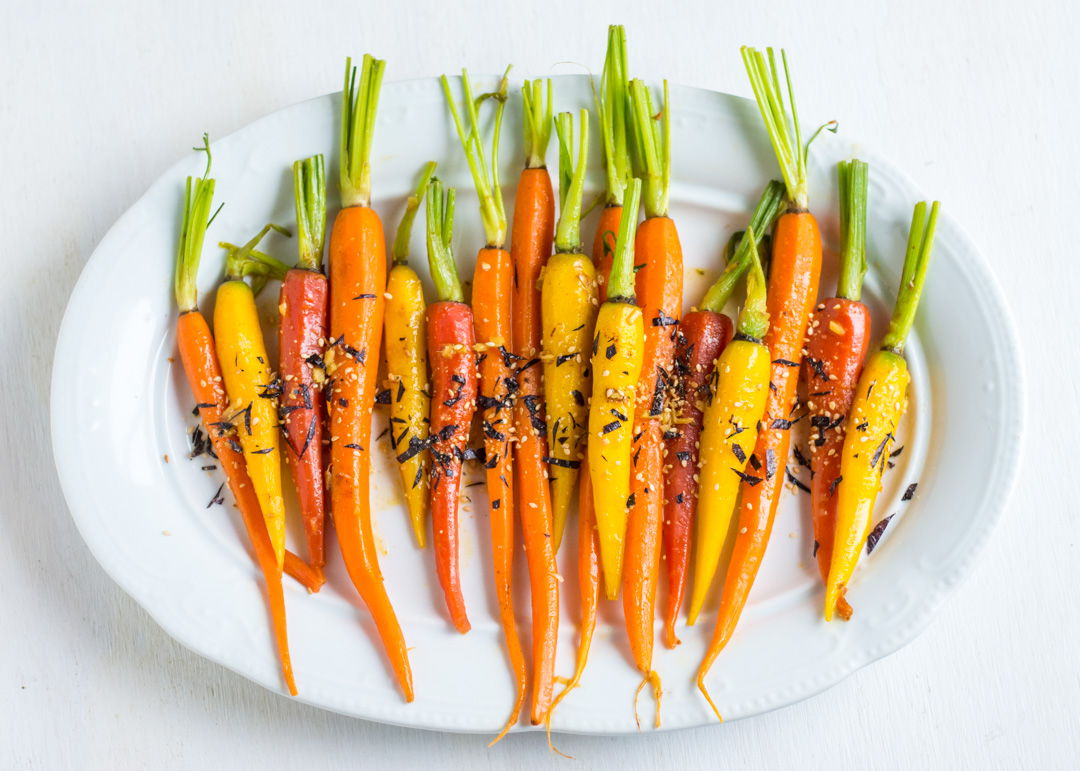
[423,177,476,634]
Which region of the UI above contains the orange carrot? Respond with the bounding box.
[172,141,299,694]
[441,66,526,740]
[327,55,413,702]
[698,47,834,720]
[511,77,559,725]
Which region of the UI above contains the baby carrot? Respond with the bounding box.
[806,160,872,621]
[542,109,597,551]
[825,201,938,620]
[588,179,644,601]
[172,140,298,693]
[423,177,476,634]
[214,224,289,572]
[327,54,413,702]
[385,161,436,548]
[592,24,631,302]
[277,153,329,568]
[511,76,561,725]
[441,65,522,740]
[687,228,772,626]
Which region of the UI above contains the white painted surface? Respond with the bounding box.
[2,0,1075,767]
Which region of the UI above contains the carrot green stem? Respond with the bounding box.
[700,180,785,313]
[628,79,670,219]
[735,226,770,340]
[223,223,291,281]
[425,177,463,303]
[340,54,386,209]
[836,159,869,301]
[882,201,939,355]
[174,135,216,313]
[554,109,590,254]
[393,161,437,265]
[293,154,326,271]
[597,24,631,207]
[441,66,511,248]
[522,77,553,170]
[606,179,642,304]
[741,47,836,212]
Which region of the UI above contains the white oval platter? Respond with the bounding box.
[51,73,1024,735]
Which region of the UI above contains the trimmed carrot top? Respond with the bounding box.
[881,201,939,355]
[606,179,642,303]
[699,180,785,313]
[293,154,326,271]
[734,226,770,340]
[554,109,590,254]
[837,159,869,301]
[174,135,217,313]
[597,24,631,207]
[628,79,670,219]
[441,67,511,248]
[340,54,387,209]
[425,177,462,303]
[392,160,437,265]
[522,77,553,171]
[741,47,835,211]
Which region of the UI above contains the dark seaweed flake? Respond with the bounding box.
[865,514,894,554]
[543,456,581,469]
[556,353,576,366]
[766,448,778,480]
[375,389,392,405]
[251,447,274,454]
[902,483,918,501]
[601,420,621,435]
[770,418,793,431]
[207,482,225,508]
[829,475,842,497]
[652,310,678,327]
[785,467,810,493]
[605,343,617,359]
[773,358,799,368]
[733,468,764,486]
[731,443,746,464]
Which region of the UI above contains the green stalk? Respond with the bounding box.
[425,177,463,303]
[340,54,387,209]
[741,47,836,212]
[628,79,670,219]
[881,201,939,355]
[735,226,770,340]
[223,223,291,281]
[522,77,553,170]
[700,180,785,313]
[174,135,216,313]
[293,154,326,271]
[836,159,869,301]
[554,109,590,254]
[597,24,631,207]
[606,179,642,304]
[392,161,437,265]
[441,66,511,248]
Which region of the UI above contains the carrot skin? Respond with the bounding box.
[328,205,414,702]
[633,217,683,416]
[472,246,526,739]
[622,420,663,674]
[278,268,329,568]
[805,297,870,621]
[426,300,478,634]
[510,166,559,724]
[662,310,733,647]
[704,211,822,669]
[177,310,297,695]
[592,205,622,304]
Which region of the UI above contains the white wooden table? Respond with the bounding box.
[3,0,1075,767]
